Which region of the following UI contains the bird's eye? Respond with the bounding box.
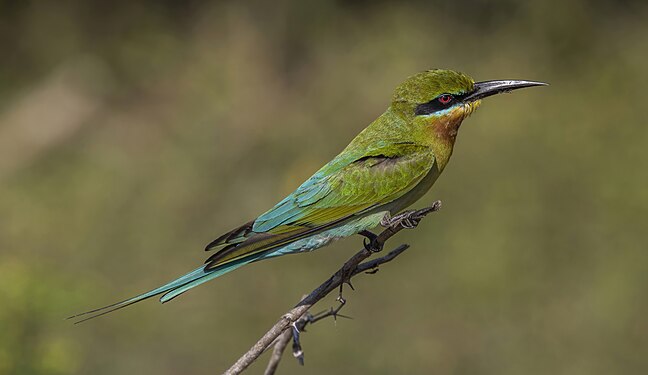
[438,94,453,105]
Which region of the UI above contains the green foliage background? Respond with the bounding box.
[1,1,647,374]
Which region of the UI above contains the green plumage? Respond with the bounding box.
[70,69,546,322]
[206,70,479,266]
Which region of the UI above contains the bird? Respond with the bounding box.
[69,69,546,323]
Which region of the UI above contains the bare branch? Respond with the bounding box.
[224,201,442,375]
[263,319,297,375]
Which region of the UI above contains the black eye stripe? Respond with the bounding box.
[414,92,469,116]
[414,95,452,115]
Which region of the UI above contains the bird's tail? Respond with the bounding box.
[67,255,259,324]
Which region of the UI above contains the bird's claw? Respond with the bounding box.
[359,230,382,253]
[363,238,383,252]
[380,210,425,229]
[380,202,442,229]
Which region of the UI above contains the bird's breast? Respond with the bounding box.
[384,160,443,214]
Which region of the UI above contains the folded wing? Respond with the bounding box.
[204,144,435,269]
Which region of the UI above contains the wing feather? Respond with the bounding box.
[204,144,435,269]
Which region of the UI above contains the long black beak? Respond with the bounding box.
[463,80,547,102]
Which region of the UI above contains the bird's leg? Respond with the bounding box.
[358,229,383,253]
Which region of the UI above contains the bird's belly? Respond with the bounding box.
[265,211,388,257]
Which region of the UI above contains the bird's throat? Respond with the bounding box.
[424,101,480,170]
[424,110,461,169]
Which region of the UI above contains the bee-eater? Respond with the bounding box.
[71,69,546,322]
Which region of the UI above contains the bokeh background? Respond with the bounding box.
[1,1,647,374]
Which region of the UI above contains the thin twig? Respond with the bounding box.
[263,295,311,375]
[265,297,351,374]
[263,320,296,375]
[224,201,442,375]
[290,296,352,366]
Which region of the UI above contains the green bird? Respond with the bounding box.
[70,69,545,322]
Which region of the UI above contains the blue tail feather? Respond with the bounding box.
[68,256,258,323]
[159,258,255,303]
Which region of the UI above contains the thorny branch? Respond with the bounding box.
[225,201,442,375]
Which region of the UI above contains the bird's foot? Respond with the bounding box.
[380,210,420,229]
[358,230,383,253]
[381,201,442,229]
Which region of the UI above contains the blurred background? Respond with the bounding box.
[1,1,647,374]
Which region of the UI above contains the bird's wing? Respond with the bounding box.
[204,143,435,269]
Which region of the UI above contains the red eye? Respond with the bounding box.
[438,94,453,105]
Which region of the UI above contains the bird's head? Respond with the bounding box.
[391,69,546,145]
